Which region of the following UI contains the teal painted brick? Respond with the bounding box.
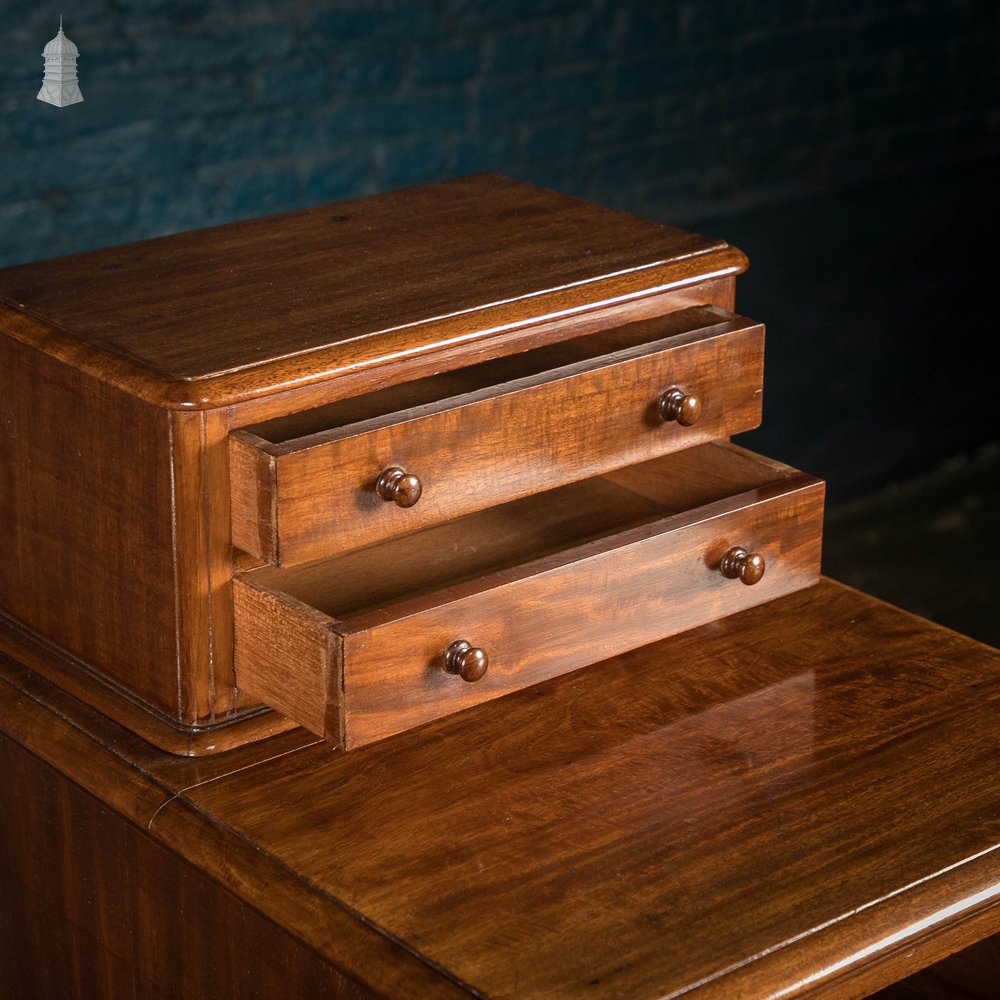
[20,122,160,193]
[589,103,659,145]
[330,51,406,94]
[615,48,733,103]
[720,73,781,120]
[659,89,729,132]
[738,25,855,74]
[451,129,522,175]
[453,0,581,30]
[16,0,110,35]
[380,136,452,187]
[688,0,806,43]
[477,68,605,127]
[594,132,722,189]
[349,89,470,137]
[65,31,137,82]
[552,10,620,64]
[304,4,439,43]
[12,74,249,145]
[412,40,481,85]
[0,199,55,265]
[0,151,44,196]
[139,21,295,74]
[196,110,321,166]
[0,28,41,85]
[523,118,589,161]
[487,26,550,76]
[134,178,215,236]
[254,59,327,108]
[114,0,205,12]
[300,152,375,202]
[205,163,300,219]
[0,0,995,270]
[621,4,681,51]
[54,186,138,251]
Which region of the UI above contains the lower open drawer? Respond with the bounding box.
[233,442,824,749]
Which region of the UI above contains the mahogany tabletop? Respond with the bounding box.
[3,578,1000,998]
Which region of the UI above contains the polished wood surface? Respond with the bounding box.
[4,580,1000,998]
[0,175,746,407]
[443,639,491,683]
[658,384,702,425]
[721,544,767,584]
[193,581,1000,998]
[375,465,423,508]
[0,334,177,715]
[0,735,377,1000]
[0,332,274,745]
[230,305,764,565]
[0,178,749,751]
[234,442,823,747]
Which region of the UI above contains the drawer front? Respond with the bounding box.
[339,477,823,748]
[230,309,764,566]
[233,454,823,750]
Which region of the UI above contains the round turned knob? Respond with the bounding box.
[375,466,423,508]
[658,387,702,427]
[720,546,766,586]
[443,639,489,682]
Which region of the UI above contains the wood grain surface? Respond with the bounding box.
[0,176,749,752]
[0,333,178,715]
[227,277,739,426]
[4,582,1000,997]
[192,580,1000,998]
[230,305,765,565]
[0,334,282,747]
[234,442,824,747]
[0,175,747,408]
[0,735,380,1000]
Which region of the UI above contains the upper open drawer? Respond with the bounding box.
[229,305,764,566]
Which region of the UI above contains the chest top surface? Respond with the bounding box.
[4,580,1000,998]
[0,175,744,404]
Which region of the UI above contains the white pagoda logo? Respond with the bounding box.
[37,16,83,108]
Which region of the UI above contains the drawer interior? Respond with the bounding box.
[240,442,803,623]
[241,305,738,446]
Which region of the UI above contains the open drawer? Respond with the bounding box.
[229,305,764,566]
[233,442,824,749]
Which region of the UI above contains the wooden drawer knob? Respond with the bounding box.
[658,387,702,426]
[720,546,766,586]
[375,466,423,508]
[444,639,489,682]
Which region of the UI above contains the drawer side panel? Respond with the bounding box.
[0,333,179,717]
[233,579,341,742]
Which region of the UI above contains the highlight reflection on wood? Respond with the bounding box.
[233,442,824,747]
[0,177,751,750]
[4,580,1000,998]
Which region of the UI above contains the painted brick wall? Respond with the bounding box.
[1,0,998,267]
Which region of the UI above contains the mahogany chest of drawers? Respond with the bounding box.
[0,174,823,753]
[6,176,1000,1000]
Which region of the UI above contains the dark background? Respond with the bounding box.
[2,0,997,641]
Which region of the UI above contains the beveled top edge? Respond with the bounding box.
[0,175,748,409]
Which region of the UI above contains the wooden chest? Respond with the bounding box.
[0,175,823,753]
